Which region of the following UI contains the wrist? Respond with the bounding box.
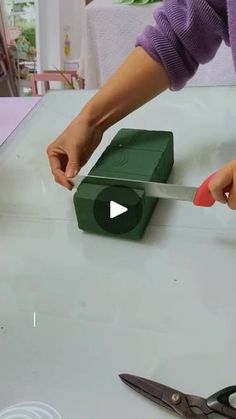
[78,96,114,133]
[76,107,103,134]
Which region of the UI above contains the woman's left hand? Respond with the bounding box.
[208,160,236,209]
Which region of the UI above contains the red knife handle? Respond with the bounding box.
[193,173,232,207]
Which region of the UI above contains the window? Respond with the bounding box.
[4,0,37,95]
[5,1,35,28]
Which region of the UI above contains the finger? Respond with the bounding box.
[208,183,227,204]
[48,155,73,190]
[54,171,74,190]
[208,172,232,204]
[227,171,236,210]
[65,147,80,179]
[48,154,62,173]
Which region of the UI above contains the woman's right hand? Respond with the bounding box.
[47,115,103,190]
[208,159,236,210]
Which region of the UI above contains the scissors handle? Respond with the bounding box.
[193,173,232,207]
[207,386,236,418]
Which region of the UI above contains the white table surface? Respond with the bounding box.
[0,87,236,418]
[80,0,236,89]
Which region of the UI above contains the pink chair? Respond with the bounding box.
[78,77,85,89]
[31,70,78,96]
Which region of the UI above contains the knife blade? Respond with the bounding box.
[73,174,196,201]
[72,172,231,207]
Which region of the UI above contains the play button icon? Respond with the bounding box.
[94,185,143,235]
[110,201,128,219]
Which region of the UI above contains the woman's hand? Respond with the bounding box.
[208,160,236,209]
[47,115,103,190]
[47,48,170,189]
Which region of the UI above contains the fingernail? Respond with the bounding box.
[66,169,78,178]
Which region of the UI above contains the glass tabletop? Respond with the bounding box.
[0,88,236,418]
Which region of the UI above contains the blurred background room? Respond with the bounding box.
[0,0,235,98]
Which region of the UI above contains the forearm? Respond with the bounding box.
[79,47,170,131]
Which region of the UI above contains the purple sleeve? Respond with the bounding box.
[136,0,229,90]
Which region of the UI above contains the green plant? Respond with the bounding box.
[53,67,76,89]
[16,34,36,57]
[21,26,36,47]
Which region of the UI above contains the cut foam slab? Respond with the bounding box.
[74,128,174,240]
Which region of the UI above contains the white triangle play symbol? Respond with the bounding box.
[110,201,128,219]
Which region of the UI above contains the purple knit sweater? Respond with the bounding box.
[137,0,236,90]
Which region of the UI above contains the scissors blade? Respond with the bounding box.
[119,374,179,411]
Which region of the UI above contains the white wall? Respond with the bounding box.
[59,0,85,61]
[36,0,85,71]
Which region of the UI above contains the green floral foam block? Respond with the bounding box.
[74,129,174,240]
